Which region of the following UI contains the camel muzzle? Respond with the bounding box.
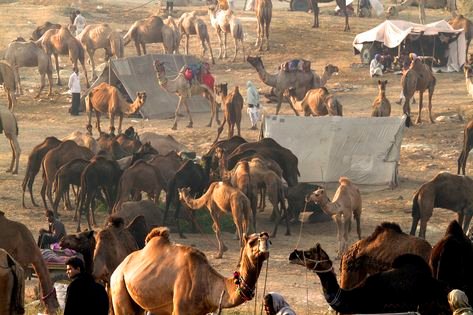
[258,232,270,254]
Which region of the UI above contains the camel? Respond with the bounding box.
[62,130,99,154]
[371,79,391,117]
[0,61,17,111]
[208,6,245,62]
[110,227,270,315]
[36,26,90,88]
[154,59,218,129]
[0,248,24,315]
[78,23,124,80]
[113,200,163,228]
[178,11,215,64]
[162,17,180,54]
[0,105,20,174]
[254,0,272,51]
[30,21,61,40]
[4,39,53,99]
[336,0,350,31]
[0,211,59,313]
[123,15,175,55]
[457,119,473,175]
[22,137,61,208]
[340,222,432,290]
[401,58,436,127]
[85,82,147,135]
[214,83,243,143]
[140,132,189,155]
[306,177,362,258]
[289,243,450,315]
[178,181,251,259]
[449,15,473,58]
[286,86,329,116]
[410,172,473,239]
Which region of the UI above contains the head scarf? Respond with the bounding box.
[409,53,418,60]
[449,289,473,315]
[375,54,381,61]
[247,80,255,89]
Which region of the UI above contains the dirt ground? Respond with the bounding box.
[0,0,473,314]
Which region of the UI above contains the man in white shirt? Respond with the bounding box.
[68,67,81,116]
[246,80,261,130]
[370,54,384,77]
[73,10,86,36]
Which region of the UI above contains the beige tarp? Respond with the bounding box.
[263,115,406,187]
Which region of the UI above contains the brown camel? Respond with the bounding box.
[457,119,473,175]
[85,82,147,135]
[4,39,53,98]
[336,0,350,31]
[30,21,61,40]
[0,105,20,174]
[60,230,96,274]
[113,200,163,227]
[208,6,245,62]
[401,58,436,127]
[254,0,272,51]
[178,11,215,64]
[410,172,473,239]
[78,23,124,80]
[36,26,90,88]
[214,83,243,143]
[449,14,473,58]
[147,151,183,188]
[154,59,218,129]
[178,181,251,259]
[0,248,24,315]
[286,86,329,116]
[340,222,432,290]
[140,132,189,155]
[0,211,59,313]
[371,79,391,117]
[123,15,175,55]
[307,177,362,258]
[162,16,180,54]
[110,227,270,315]
[0,61,18,111]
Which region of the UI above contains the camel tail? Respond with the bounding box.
[234,22,244,40]
[145,226,171,244]
[412,190,420,218]
[339,176,352,186]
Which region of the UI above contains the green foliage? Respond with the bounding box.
[179,210,236,234]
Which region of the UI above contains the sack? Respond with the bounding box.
[202,73,215,90]
[184,68,193,81]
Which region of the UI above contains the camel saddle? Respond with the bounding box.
[180,63,215,90]
[279,59,311,72]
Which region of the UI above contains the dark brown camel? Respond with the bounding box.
[30,21,61,41]
[457,119,473,175]
[254,0,272,51]
[336,0,350,31]
[214,83,244,143]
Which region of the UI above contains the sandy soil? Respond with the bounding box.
[0,1,472,314]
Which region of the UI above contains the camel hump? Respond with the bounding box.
[145,226,171,244]
[366,222,404,242]
[339,177,352,186]
[107,216,125,228]
[391,253,431,274]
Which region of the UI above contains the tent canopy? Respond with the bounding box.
[263,115,406,187]
[86,54,211,119]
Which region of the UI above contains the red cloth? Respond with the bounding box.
[202,73,215,90]
[184,69,193,81]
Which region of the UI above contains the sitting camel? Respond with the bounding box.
[289,243,450,314]
[0,248,24,315]
[214,83,243,143]
[178,181,251,259]
[286,86,343,116]
[401,58,436,127]
[457,119,473,175]
[208,6,245,62]
[110,227,270,314]
[307,177,362,258]
[371,80,391,117]
[178,11,215,64]
[0,105,20,174]
[85,82,147,135]
[0,61,17,111]
[154,59,218,130]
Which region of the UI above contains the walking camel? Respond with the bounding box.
[0,61,17,111]
[154,59,218,130]
[254,0,272,51]
[110,227,270,315]
[0,105,20,174]
[36,26,90,88]
[178,11,215,64]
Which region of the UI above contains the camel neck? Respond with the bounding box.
[320,71,331,87]
[33,251,59,313]
[319,197,337,216]
[251,62,278,88]
[314,268,342,309]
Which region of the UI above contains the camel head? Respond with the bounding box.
[306,188,329,205]
[60,230,96,253]
[178,187,192,201]
[215,83,228,97]
[464,65,473,79]
[129,91,147,113]
[247,56,263,69]
[136,142,159,156]
[241,232,270,264]
[378,80,388,92]
[289,243,333,273]
[324,64,339,76]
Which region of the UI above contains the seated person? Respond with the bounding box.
[38,211,66,249]
[370,54,384,77]
[380,50,393,72]
[264,292,296,315]
[448,289,473,315]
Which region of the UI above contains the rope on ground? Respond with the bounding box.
[123,0,157,13]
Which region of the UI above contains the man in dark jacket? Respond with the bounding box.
[64,257,109,315]
[37,211,66,249]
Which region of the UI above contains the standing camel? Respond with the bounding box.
[254,0,272,51]
[449,14,473,60]
[214,83,244,143]
[0,61,17,111]
[31,21,61,41]
[4,39,53,98]
[36,26,90,88]
[178,11,215,64]
[336,0,350,31]
[208,6,245,62]
[0,105,20,174]
[306,177,362,258]
[154,59,218,130]
[86,82,147,135]
[0,248,24,315]
[78,23,124,80]
[162,17,180,54]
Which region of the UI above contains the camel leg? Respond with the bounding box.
[13,66,22,96]
[240,39,245,63]
[215,117,227,143]
[458,211,465,230]
[79,58,90,88]
[117,114,123,135]
[134,41,142,56]
[142,43,147,55]
[223,32,228,59]
[265,21,270,51]
[185,34,190,55]
[206,91,216,127]
[415,91,424,124]
[86,110,93,135]
[236,119,241,137]
[96,112,102,134]
[344,9,350,31]
[403,97,412,127]
[206,38,215,65]
[41,175,49,210]
[354,209,362,240]
[275,92,284,115]
[270,199,281,238]
[27,173,39,208]
[53,53,61,86]
[88,49,97,81]
[255,22,262,50]
[183,100,193,128]
[6,90,13,111]
[334,215,343,258]
[217,30,224,60]
[210,209,226,258]
[36,73,46,99]
[428,84,435,123]
[418,217,429,239]
[232,37,238,63]
[172,97,184,130]
[458,150,466,175]
[46,70,53,97]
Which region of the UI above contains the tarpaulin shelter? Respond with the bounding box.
[353,20,466,71]
[84,54,211,119]
[263,115,406,187]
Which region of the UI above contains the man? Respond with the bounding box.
[264,292,296,315]
[37,211,66,249]
[448,289,473,315]
[64,257,109,315]
[246,80,261,130]
[369,54,384,77]
[73,10,86,36]
[166,0,174,15]
[68,67,80,116]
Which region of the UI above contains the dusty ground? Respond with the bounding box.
[0,0,473,314]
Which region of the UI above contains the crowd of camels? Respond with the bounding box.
[3,0,473,314]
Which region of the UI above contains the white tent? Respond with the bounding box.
[263,115,406,187]
[353,20,466,71]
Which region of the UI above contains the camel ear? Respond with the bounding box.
[378,80,381,84]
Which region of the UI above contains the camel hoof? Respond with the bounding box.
[206,123,211,128]
[186,123,193,128]
[215,253,223,259]
[222,245,228,252]
[171,125,177,130]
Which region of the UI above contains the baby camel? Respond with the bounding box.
[371,80,391,117]
[286,87,342,116]
[307,177,362,258]
[178,181,250,260]
[214,83,244,143]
